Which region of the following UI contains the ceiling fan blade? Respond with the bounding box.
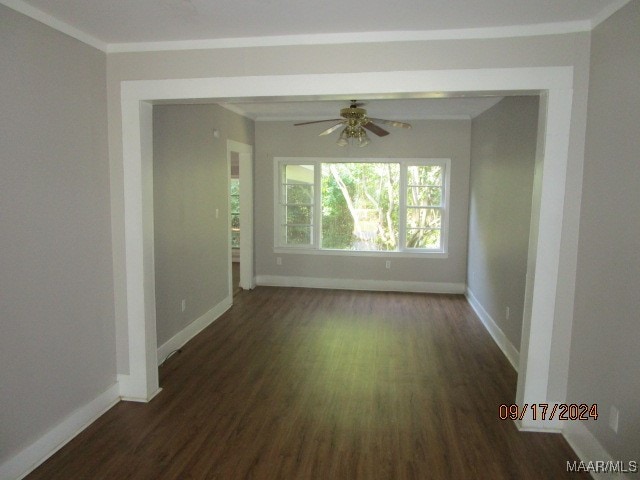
[362,121,390,137]
[369,118,412,129]
[319,122,346,136]
[294,119,342,126]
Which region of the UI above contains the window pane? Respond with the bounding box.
[231,214,240,229]
[406,229,441,249]
[407,207,441,229]
[230,195,239,213]
[285,205,312,224]
[230,179,240,196]
[406,164,445,251]
[231,231,240,248]
[280,163,314,247]
[408,165,442,186]
[406,186,441,207]
[285,164,314,184]
[321,163,399,251]
[285,226,312,245]
[285,184,313,204]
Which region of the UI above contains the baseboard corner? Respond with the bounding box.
[465,287,520,371]
[157,295,232,363]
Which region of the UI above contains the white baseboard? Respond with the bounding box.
[256,275,466,294]
[157,295,232,364]
[563,422,631,479]
[465,287,520,371]
[117,374,163,403]
[0,383,120,480]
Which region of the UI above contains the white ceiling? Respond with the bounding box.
[6,0,630,46]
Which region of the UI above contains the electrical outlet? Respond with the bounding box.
[181,299,186,312]
[276,257,282,266]
[385,260,391,269]
[506,306,510,320]
[609,406,619,433]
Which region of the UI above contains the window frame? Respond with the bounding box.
[276,160,317,249]
[274,157,451,258]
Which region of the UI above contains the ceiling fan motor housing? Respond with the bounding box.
[340,106,368,125]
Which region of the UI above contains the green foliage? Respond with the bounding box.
[321,166,354,249]
[321,163,399,251]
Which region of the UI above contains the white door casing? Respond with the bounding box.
[118,68,574,432]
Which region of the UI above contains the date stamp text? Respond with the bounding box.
[499,403,598,421]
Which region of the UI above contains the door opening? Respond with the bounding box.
[227,140,254,299]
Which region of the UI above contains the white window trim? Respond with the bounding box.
[274,157,451,258]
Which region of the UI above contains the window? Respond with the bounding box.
[405,164,444,249]
[275,158,450,255]
[279,164,315,247]
[230,178,240,249]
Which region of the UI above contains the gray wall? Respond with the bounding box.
[567,0,640,460]
[254,120,471,284]
[0,5,114,463]
[153,104,253,346]
[467,96,539,349]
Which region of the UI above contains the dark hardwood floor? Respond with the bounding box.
[27,287,587,479]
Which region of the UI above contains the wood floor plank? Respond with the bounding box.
[26,287,588,479]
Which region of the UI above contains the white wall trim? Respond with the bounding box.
[255,114,473,122]
[465,288,520,371]
[0,0,107,52]
[0,383,120,480]
[563,422,631,479]
[157,296,232,365]
[257,275,465,294]
[119,67,575,424]
[106,22,591,53]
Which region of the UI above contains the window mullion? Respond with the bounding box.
[399,162,407,251]
[314,161,321,249]
[277,162,284,247]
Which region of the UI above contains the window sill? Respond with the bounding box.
[273,248,448,259]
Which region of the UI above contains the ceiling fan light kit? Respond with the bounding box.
[295,101,411,147]
[337,125,371,147]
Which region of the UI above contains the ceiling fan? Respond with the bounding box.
[294,100,412,147]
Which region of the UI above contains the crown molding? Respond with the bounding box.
[253,114,472,122]
[106,22,592,53]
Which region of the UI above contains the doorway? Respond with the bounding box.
[227,140,254,299]
[230,154,241,295]
[118,69,575,433]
